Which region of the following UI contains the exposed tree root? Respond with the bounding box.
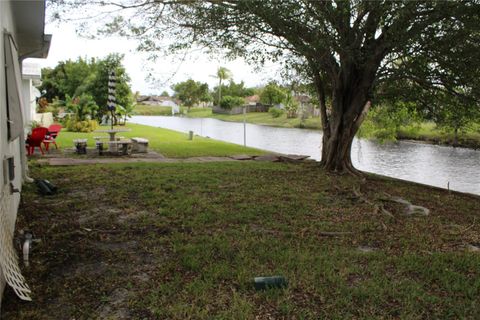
[353,186,394,218]
[353,187,429,217]
[382,193,430,216]
[322,162,365,178]
[450,218,476,235]
[345,164,365,178]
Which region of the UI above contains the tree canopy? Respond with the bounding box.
[213,66,232,106]
[39,53,134,122]
[172,79,210,108]
[52,0,480,173]
[260,82,286,106]
[213,80,255,105]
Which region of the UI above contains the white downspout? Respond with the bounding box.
[19,129,33,183]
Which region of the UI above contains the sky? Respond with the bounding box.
[26,22,281,95]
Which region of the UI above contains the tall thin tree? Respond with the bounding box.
[216,67,232,107]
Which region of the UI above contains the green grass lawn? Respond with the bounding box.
[55,123,265,158]
[132,104,173,116]
[2,161,479,319]
[359,120,480,149]
[397,122,480,148]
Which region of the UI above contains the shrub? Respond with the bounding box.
[260,82,286,105]
[357,103,421,142]
[65,94,99,121]
[220,96,245,110]
[30,121,41,129]
[284,92,299,118]
[269,107,284,118]
[37,97,49,113]
[372,128,397,142]
[65,117,99,132]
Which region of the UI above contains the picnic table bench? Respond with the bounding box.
[107,140,132,155]
[73,139,88,154]
[131,137,149,153]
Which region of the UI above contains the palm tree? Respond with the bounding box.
[215,66,232,106]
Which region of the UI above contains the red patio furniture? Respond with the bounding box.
[43,124,62,151]
[26,127,49,156]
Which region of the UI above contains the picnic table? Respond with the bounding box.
[93,128,131,141]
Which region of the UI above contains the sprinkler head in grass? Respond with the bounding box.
[254,276,288,290]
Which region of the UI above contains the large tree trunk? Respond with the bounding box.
[313,69,372,175]
[320,98,370,175]
[321,124,356,172]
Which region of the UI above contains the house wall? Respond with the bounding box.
[143,100,179,108]
[161,101,178,108]
[0,0,26,306]
[34,112,54,127]
[21,79,36,127]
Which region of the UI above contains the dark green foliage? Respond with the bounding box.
[214,66,231,106]
[39,54,134,122]
[39,58,95,102]
[220,95,245,110]
[88,54,134,121]
[173,79,210,109]
[64,118,99,133]
[51,93,100,132]
[268,107,284,118]
[433,93,480,144]
[283,92,299,118]
[358,103,421,142]
[260,83,286,106]
[65,94,99,121]
[213,80,255,105]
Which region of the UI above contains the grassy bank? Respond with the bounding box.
[185,107,323,130]
[132,106,480,148]
[132,104,173,116]
[132,106,322,130]
[397,123,480,149]
[55,123,265,158]
[359,121,480,149]
[2,161,480,319]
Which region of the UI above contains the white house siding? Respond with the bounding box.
[22,62,44,129]
[0,0,50,308]
[21,79,39,128]
[0,0,22,307]
[161,100,179,108]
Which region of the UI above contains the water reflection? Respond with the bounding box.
[131,116,480,195]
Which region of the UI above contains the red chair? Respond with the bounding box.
[44,124,62,151]
[26,127,49,155]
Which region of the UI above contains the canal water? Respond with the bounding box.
[131,116,480,195]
